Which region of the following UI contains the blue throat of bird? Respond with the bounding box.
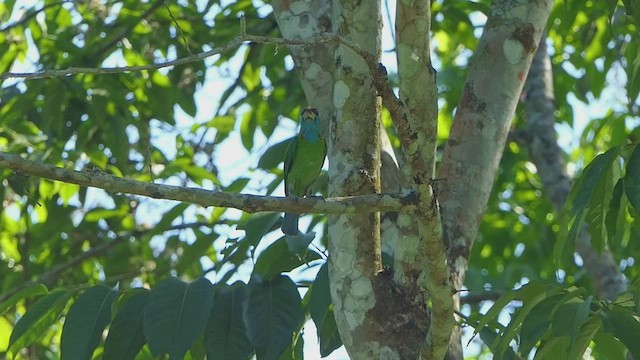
[300,118,321,141]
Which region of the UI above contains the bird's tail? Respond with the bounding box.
[281,213,300,235]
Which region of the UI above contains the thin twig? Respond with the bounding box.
[0,33,339,81]
[94,0,166,56]
[0,29,408,163]
[165,2,192,54]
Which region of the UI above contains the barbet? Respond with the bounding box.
[281,108,327,235]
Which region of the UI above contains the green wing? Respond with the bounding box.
[283,136,298,196]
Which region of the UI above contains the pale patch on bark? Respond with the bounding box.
[333,81,350,109]
[503,39,525,64]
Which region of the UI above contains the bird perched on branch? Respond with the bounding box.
[281,108,327,235]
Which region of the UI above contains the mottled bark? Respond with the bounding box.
[522,34,626,300]
[272,1,334,136]
[394,1,451,359]
[438,2,553,358]
[272,1,556,359]
[327,0,385,357]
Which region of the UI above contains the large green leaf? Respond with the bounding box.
[204,282,252,360]
[243,275,304,360]
[309,262,342,357]
[253,236,321,280]
[593,326,628,359]
[143,277,214,359]
[600,307,640,359]
[571,315,602,359]
[551,296,592,356]
[533,336,570,360]
[8,290,71,356]
[60,285,118,360]
[518,293,565,357]
[103,289,150,360]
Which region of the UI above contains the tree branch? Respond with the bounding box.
[0,25,408,152]
[0,151,416,214]
[0,236,126,303]
[1,31,390,82]
[522,32,626,300]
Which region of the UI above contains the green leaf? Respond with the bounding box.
[571,315,602,359]
[244,275,304,360]
[478,326,515,360]
[600,307,640,359]
[494,284,564,358]
[182,164,220,186]
[556,146,622,260]
[551,296,593,355]
[207,115,236,144]
[221,213,281,269]
[534,336,570,360]
[309,262,342,357]
[225,177,250,193]
[253,236,321,280]
[60,285,118,360]
[109,113,130,169]
[0,283,48,314]
[584,161,617,252]
[143,277,214,359]
[625,41,640,104]
[240,111,257,150]
[175,234,217,274]
[8,290,71,356]
[103,289,150,360]
[605,178,624,244]
[624,143,640,214]
[204,282,252,360]
[473,281,558,342]
[517,293,565,357]
[593,326,627,359]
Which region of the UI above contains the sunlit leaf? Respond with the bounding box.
[0,283,48,314]
[8,290,71,356]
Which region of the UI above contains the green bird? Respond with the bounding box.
[281,108,327,235]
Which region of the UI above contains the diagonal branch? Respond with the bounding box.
[522,32,626,300]
[0,151,416,214]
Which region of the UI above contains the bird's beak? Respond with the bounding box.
[301,108,319,120]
